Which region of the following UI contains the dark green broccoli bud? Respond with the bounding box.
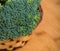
[0,0,41,40]
[0,0,8,5]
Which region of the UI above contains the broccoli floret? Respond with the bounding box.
[0,0,41,40]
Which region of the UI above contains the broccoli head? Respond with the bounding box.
[0,0,41,40]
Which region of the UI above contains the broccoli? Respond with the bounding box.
[0,0,41,40]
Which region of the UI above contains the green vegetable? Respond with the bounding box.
[0,0,41,40]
